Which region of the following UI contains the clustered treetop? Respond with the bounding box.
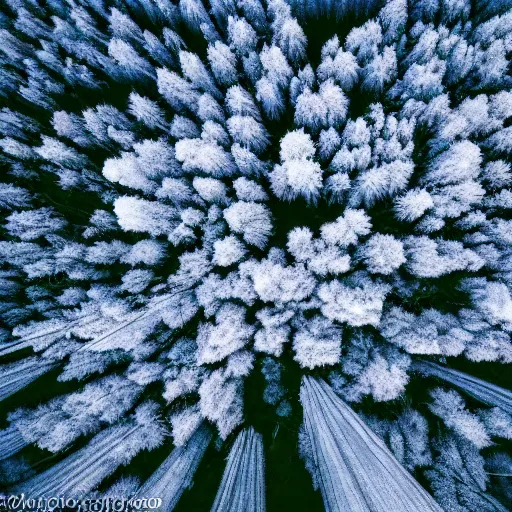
[0,0,511,509]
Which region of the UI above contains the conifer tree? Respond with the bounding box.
[0,0,511,508]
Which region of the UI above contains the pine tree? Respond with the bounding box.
[0,426,27,461]
[211,427,266,512]
[134,424,211,510]
[15,402,166,497]
[0,0,511,507]
[426,435,509,512]
[300,377,443,512]
[416,361,512,415]
[0,357,56,401]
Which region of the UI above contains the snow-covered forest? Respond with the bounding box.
[0,0,511,509]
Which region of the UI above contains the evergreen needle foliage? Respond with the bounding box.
[0,0,511,510]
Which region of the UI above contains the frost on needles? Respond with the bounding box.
[0,0,512,509]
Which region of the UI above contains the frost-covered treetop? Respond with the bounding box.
[0,0,512,509]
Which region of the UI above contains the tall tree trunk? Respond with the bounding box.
[211,427,265,512]
[300,377,443,512]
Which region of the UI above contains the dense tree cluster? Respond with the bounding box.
[0,0,511,509]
